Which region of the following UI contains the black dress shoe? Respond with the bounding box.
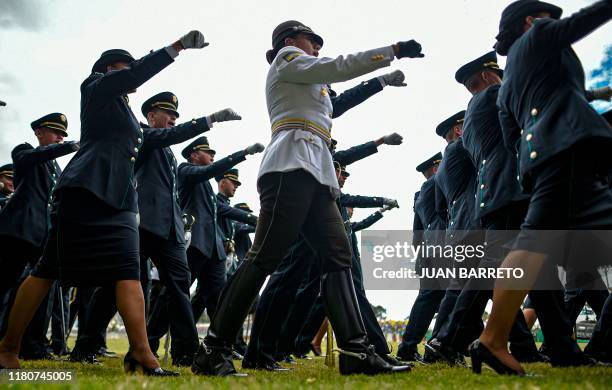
[396,348,423,363]
[172,355,194,367]
[21,351,57,361]
[231,349,244,361]
[261,361,291,371]
[512,350,549,363]
[422,344,442,364]
[283,355,297,364]
[468,340,523,375]
[96,347,118,358]
[425,339,466,367]
[123,352,179,376]
[192,342,246,376]
[381,354,414,367]
[585,352,612,364]
[293,352,312,360]
[69,351,100,364]
[550,352,597,367]
[242,358,290,371]
[339,346,411,375]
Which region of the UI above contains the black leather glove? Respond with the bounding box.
[397,40,424,59]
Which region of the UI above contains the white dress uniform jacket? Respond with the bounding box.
[259,45,395,196]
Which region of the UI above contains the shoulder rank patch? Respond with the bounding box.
[283,52,302,62]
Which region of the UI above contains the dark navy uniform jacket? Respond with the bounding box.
[338,193,385,233]
[435,139,478,244]
[498,2,612,188]
[178,153,256,260]
[57,49,175,212]
[330,77,384,119]
[415,176,446,238]
[216,193,257,247]
[339,193,385,285]
[234,222,255,261]
[333,141,378,167]
[0,142,78,246]
[135,120,210,243]
[351,210,383,233]
[463,84,528,220]
[349,208,384,284]
[216,193,234,244]
[0,195,8,209]
[412,191,424,247]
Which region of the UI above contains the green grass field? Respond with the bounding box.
[4,337,612,389]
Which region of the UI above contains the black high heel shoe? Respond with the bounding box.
[124,352,179,376]
[468,340,523,376]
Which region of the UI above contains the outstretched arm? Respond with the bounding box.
[535,1,612,48]
[13,142,79,170]
[178,150,246,185]
[351,210,384,232]
[87,31,208,105]
[275,40,423,85]
[218,203,257,226]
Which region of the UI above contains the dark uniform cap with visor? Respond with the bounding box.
[30,113,69,137]
[416,152,443,173]
[215,168,241,186]
[498,0,562,33]
[436,110,466,138]
[92,49,135,74]
[141,92,180,118]
[455,51,504,85]
[181,136,217,160]
[271,20,324,48]
[234,202,253,213]
[0,164,13,178]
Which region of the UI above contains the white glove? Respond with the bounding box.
[180,30,209,49]
[246,143,265,155]
[383,198,399,208]
[208,108,242,123]
[379,70,406,87]
[592,86,612,102]
[383,132,403,145]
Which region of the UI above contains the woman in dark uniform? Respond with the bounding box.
[0,31,208,375]
[470,0,612,375]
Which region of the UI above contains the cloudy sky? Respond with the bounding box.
[1,0,610,319]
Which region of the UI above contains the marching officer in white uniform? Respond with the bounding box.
[192,20,425,376]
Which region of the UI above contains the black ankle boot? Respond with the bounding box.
[321,269,410,375]
[192,261,268,376]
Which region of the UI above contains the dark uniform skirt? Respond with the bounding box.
[513,138,612,276]
[32,188,140,286]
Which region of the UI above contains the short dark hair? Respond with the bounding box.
[265,32,300,64]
